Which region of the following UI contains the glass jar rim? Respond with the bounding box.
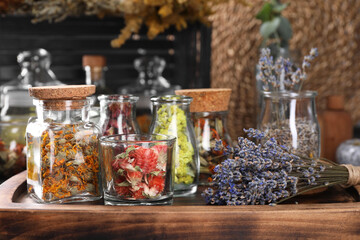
[98,94,139,102]
[262,90,317,99]
[100,134,176,144]
[150,95,193,103]
[33,98,91,110]
[33,98,91,104]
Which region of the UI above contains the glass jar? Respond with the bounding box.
[174,88,233,186]
[192,111,232,185]
[258,91,320,158]
[150,95,199,196]
[98,95,140,136]
[0,49,63,181]
[100,134,176,205]
[26,98,102,203]
[120,56,181,133]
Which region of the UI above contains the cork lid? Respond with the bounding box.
[29,85,96,110]
[175,88,232,112]
[82,55,106,67]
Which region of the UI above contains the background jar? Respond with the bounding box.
[192,111,232,185]
[175,88,232,186]
[26,86,101,203]
[258,91,320,158]
[150,95,199,196]
[98,95,140,136]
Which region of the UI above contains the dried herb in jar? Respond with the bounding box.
[39,123,100,201]
[194,115,230,183]
[111,145,167,199]
[98,95,139,136]
[102,102,132,135]
[153,105,195,185]
[175,88,232,186]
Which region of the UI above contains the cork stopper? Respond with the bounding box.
[326,95,345,110]
[175,88,232,112]
[29,85,96,110]
[82,55,106,67]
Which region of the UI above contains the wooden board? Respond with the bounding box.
[1,171,360,239]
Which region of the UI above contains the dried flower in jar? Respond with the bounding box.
[98,95,139,136]
[194,115,230,183]
[36,123,100,201]
[102,102,132,136]
[153,105,195,185]
[111,145,168,199]
[262,119,319,158]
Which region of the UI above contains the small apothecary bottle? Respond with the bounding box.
[175,89,232,185]
[98,95,140,136]
[26,85,102,203]
[150,95,199,196]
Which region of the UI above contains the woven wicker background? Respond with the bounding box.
[210,0,360,139]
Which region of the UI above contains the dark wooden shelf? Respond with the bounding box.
[1,171,360,239]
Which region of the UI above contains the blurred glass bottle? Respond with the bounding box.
[0,48,62,116]
[83,55,113,124]
[0,48,63,180]
[83,55,113,97]
[120,56,180,133]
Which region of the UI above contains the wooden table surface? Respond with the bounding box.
[1,171,360,239]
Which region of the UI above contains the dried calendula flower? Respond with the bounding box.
[38,123,100,202]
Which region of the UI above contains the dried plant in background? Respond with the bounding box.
[0,0,24,14]
[4,0,247,47]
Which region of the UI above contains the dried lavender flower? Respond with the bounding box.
[259,48,318,92]
[202,129,352,206]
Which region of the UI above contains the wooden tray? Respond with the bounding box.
[1,171,360,239]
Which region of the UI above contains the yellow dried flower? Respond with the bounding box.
[11,0,247,47]
[158,4,173,18]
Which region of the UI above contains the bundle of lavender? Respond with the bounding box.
[202,129,360,205]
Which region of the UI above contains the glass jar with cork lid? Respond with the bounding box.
[175,89,232,186]
[26,85,102,203]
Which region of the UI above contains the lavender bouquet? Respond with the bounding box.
[202,129,360,205]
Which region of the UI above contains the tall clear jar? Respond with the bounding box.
[97,95,140,136]
[26,97,102,203]
[192,111,232,185]
[258,91,320,158]
[150,95,199,196]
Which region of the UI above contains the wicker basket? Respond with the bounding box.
[210,0,360,139]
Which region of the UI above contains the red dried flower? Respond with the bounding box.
[134,147,158,174]
[148,175,165,193]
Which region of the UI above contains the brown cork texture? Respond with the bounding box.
[29,85,95,110]
[29,85,95,100]
[175,88,231,112]
[210,0,360,139]
[82,55,106,67]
